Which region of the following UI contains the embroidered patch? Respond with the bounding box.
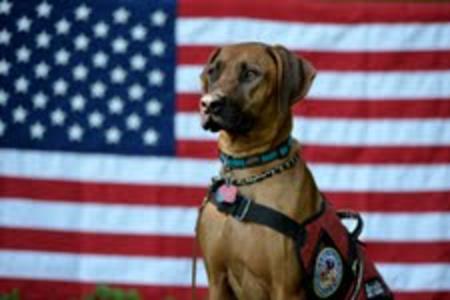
[365,278,387,299]
[313,247,344,298]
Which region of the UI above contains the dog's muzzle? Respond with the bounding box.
[200,93,254,134]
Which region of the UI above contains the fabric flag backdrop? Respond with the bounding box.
[0,0,449,299]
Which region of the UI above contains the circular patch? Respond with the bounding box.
[313,247,344,298]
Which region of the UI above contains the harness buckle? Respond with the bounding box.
[235,196,252,221]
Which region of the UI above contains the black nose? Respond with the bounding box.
[209,97,226,114]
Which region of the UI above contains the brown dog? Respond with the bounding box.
[196,43,391,300]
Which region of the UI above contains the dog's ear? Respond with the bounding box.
[200,47,222,93]
[268,45,316,111]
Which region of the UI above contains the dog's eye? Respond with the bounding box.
[241,70,259,82]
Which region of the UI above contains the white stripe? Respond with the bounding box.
[1,149,450,192]
[0,250,207,286]
[176,66,450,99]
[176,113,450,146]
[177,18,450,51]
[0,250,449,291]
[378,263,450,291]
[0,198,197,236]
[1,198,450,241]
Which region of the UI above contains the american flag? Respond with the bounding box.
[0,0,449,299]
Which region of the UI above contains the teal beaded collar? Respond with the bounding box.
[219,137,292,170]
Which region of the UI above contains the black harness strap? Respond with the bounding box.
[210,189,306,243]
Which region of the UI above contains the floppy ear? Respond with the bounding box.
[268,45,316,111]
[200,47,222,93]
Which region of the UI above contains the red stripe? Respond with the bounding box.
[177,94,450,118]
[178,46,450,71]
[0,279,448,300]
[0,279,208,300]
[1,177,449,212]
[179,0,450,23]
[176,140,450,164]
[2,228,449,263]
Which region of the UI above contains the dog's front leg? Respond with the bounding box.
[207,269,236,300]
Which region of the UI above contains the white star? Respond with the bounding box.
[68,123,83,142]
[110,66,127,84]
[0,0,12,15]
[0,59,11,76]
[130,54,146,71]
[36,31,51,48]
[55,18,70,34]
[75,4,91,21]
[17,16,32,32]
[111,37,128,53]
[148,69,164,86]
[55,48,70,65]
[113,7,130,24]
[53,78,68,96]
[146,99,162,116]
[143,128,159,145]
[91,81,106,98]
[92,51,108,68]
[13,106,27,123]
[50,108,66,126]
[88,111,104,128]
[0,89,8,106]
[128,83,144,101]
[108,97,124,114]
[131,24,147,41]
[16,46,31,63]
[105,127,121,144]
[32,92,48,109]
[93,21,109,38]
[35,61,50,78]
[74,34,89,51]
[73,64,88,81]
[149,39,165,56]
[30,122,45,139]
[151,10,167,27]
[15,76,29,93]
[36,1,51,18]
[71,94,86,111]
[126,113,141,130]
[0,29,11,45]
[0,120,5,137]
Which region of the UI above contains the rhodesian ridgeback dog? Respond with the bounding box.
[196,43,392,300]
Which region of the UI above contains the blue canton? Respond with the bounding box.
[0,0,176,155]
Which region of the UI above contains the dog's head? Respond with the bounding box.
[199,43,316,136]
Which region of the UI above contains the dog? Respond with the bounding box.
[195,42,393,300]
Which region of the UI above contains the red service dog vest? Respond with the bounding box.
[210,182,394,300]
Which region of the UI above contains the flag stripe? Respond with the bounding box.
[177,66,450,99]
[178,47,450,71]
[178,94,450,118]
[177,113,450,146]
[1,198,450,241]
[2,177,450,213]
[177,140,450,164]
[179,0,450,23]
[177,19,450,51]
[2,228,449,263]
[1,250,449,291]
[2,150,450,192]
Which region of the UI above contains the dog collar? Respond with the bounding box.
[219,137,292,169]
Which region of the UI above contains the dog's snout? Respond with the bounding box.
[209,97,226,114]
[201,94,226,114]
